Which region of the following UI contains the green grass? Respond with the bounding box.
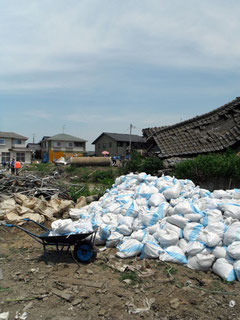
[119,271,141,285]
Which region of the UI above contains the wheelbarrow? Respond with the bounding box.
[5,218,97,265]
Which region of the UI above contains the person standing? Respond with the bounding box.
[1,160,6,169]
[10,158,15,175]
[14,160,21,176]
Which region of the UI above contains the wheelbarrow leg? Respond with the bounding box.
[42,243,49,265]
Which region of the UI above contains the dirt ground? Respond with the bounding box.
[1,224,240,320]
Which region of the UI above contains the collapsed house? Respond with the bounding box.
[143,97,240,164]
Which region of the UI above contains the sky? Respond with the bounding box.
[1,1,240,150]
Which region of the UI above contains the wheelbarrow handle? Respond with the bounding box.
[5,224,14,227]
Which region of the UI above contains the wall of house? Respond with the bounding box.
[94,136,118,157]
[0,138,31,164]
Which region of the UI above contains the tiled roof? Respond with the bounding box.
[0,131,28,140]
[47,133,87,142]
[143,97,240,158]
[92,132,146,144]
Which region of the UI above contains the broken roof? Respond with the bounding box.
[143,97,240,158]
[92,132,146,144]
[47,133,87,143]
[0,131,28,140]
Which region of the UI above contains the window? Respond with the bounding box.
[0,139,6,145]
[13,139,22,144]
[2,152,10,163]
[109,142,112,148]
[103,143,107,148]
[16,153,25,162]
[117,142,123,147]
[74,142,82,147]
[67,142,73,147]
[98,143,100,149]
[54,142,61,147]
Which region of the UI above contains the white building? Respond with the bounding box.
[0,132,31,164]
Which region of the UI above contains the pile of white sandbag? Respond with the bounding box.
[52,172,240,282]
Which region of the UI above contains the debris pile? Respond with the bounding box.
[53,172,240,282]
[0,193,89,225]
[0,174,69,199]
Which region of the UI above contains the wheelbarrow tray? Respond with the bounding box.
[39,231,93,245]
[4,218,98,265]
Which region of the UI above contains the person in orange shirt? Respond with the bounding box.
[14,160,21,176]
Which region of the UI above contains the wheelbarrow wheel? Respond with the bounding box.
[73,241,97,264]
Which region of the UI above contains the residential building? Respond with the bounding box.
[92,132,146,158]
[143,97,240,159]
[40,133,87,162]
[0,131,31,164]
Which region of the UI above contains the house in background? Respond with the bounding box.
[40,133,87,163]
[143,97,240,160]
[0,131,31,164]
[92,132,146,159]
[26,142,42,161]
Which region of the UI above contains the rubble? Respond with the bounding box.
[0,174,69,200]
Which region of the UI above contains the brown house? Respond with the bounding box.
[92,132,146,159]
[143,97,240,159]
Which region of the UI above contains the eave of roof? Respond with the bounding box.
[92,132,146,144]
[0,131,28,140]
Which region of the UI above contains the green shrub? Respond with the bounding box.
[140,157,163,175]
[123,150,163,175]
[174,152,240,180]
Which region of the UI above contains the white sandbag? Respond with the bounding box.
[155,229,179,248]
[199,189,211,198]
[200,209,223,226]
[117,215,134,228]
[173,200,201,216]
[184,213,202,222]
[167,215,188,229]
[227,241,240,260]
[106,231,123,248]
[223,222,240,246]
[161,221,182,238]
[131,229,147,242]
[178,238,188,253]
[69,208,89,219]
[73,219,93,233]
[121,201,139,218]
[212,258,236,281]
[116,224,132,236]
[205,221,227,239]
[227,189,240,200]
[102,213,118,227]
[51,219,75,235]
[183,222,203,241]
[187,253,215,271]
[116,239,143,258]
[106,202,122,214]
[212,190,232,199]
[212,246,233,261]
[142,240,162,258]
[219,202,240,220]
[98,224,111,240]
[159,246,187,264]
[148,193,166,207]
[163,182,181,200]
[186,241,205,256]
[197,230,221,247]
[233,260,240,281]
[140,211,160,227]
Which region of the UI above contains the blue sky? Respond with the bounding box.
[1,0,240,150]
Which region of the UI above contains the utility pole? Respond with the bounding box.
[129,123,133,154]
[33,133,35,143]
